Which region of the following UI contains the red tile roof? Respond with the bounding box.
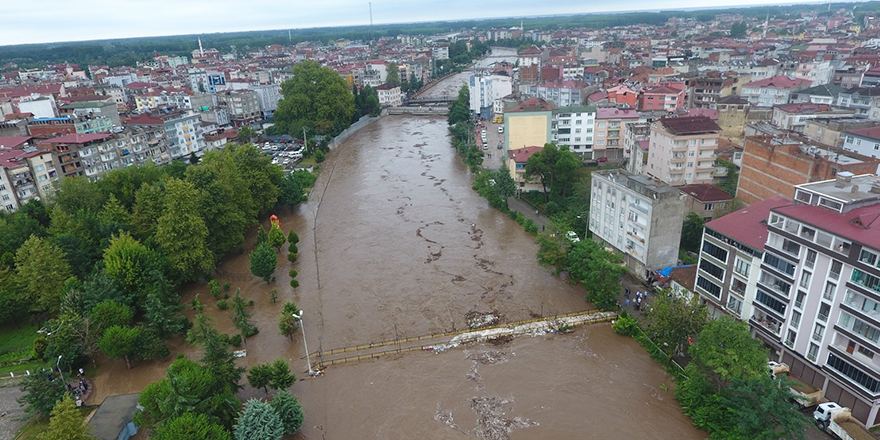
[743,75,810,89]
[508,146,543,163]
[595,107,639,119]
[45,133,112,144]
[659,116,721,135]
[848,126,880,141]
[705,195,791,251]
[679,184,734,202]
[669,265,697,292]
[0,136,32,148]
[774,202,880,250]
[506,97,557,113]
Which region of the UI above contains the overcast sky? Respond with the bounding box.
[2,0,825,46]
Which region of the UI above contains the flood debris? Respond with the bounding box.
[466,311,500,329]
[470,395,537,440]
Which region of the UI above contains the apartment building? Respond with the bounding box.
[737,135,880,206]
[646,116,721,187]
[535,80,586,108]
[589,169,686,279]
[0,137,58,212]
[843,127,880,159]
[638,83,686,112]
[593,108,639,161]
[755,174,880,427]
[740,75,812,108]
[804,118,879,149]
[43,127,169,180]
[771,103,855,132]
[836,87,880,120]
[695,195,791,320]
[503,97,557,152]
[126,111,204,159]
[217,90,262,127]
[687,74,737,109]
[376,84,402,108]
[551,106,595,156]
[624,122,651,176]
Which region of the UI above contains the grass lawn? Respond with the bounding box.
[0,323,39,353]
[298,156,318,167]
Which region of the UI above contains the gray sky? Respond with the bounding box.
[3,0,819,46]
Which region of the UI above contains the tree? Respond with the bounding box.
[386,62,400,87]
[567,239,625,311]
[231,289,257,344]
[15,236,72,313]
[236,126,256,144]
[185,162,250,256]
[233,399,284,440]
[155,179,215,282]
[680,212,705,255]
[89,299,133,331]
[247,363,274,394]
[99,325,141,369]
[535,232,568,273]
[97,194,132,230]
[279,172,304,206]
[250,244,277,283]
[18,371,67,418]
[102,231,156,296]
[274,60,355,135]
[278,301,300,340]
[255,226,268,247]
[719,377,810,440]
[642,291,708,358]
[269,358,296,391]
[131,182,166,241]
[288,230,299,246]
[730,21,748,38]
[152,413,231,440]
[689,316,769,391]
[37,398,96,440]
[269,390,304,436]
[187,313,245,393]
[267,224,286,251]
[715,158,739,197]
[524,143,581,202]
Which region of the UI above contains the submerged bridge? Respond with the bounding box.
[385,106,449,116]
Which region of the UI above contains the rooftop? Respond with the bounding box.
[847,126,880,141]
[0,136,32,148]
[506,97,557,113]
[743,75,811,89]
[593,169,681,198]
[87,393,140,440]
[659,116,721,135]
[508,146,543,163]
[705,195,791,252]
[595,107,639,119]
[679,184,734,202]
[796,174,880,208]
[774,199,880,251]
[46,133,112,144]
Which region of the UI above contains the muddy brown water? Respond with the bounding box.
[88,115,704,439]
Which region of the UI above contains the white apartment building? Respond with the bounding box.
[551,106,595,156]
[747,173,880,427]
[589,170,686,279]
[0,138,58,212]
[127,111,204,159]
[376,84,402,107]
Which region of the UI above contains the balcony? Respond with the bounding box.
[750,314,782,337]
[713,166,728,177]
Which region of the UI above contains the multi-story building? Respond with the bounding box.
[803,118,879,149]
[126,111,204,159]
[593,107,639,161]
[217,90,261,127]
[251,85,282,119]
[589,169,686,279]
[551,106,595,156]
[687,74,737,109]
[646,116,721,186]
[43,127,170,180]
[737,135,880,206]
[503,97,557,153]
[754,174,880,427]
[0,136,58,212]
[624,122,651,176]
[376,83,402,108]
[679,184,734,222]
[740,75,812,108]
[695,195,791,320]
[58,101,121,127]
[837,87,880,120]
[535,80,586,108]
[770,103,855,132]
[638,83,686,112]
[506,146,544,193]
[843,127,880,159]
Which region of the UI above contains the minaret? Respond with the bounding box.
[762,13,769,39]
[198,36,204,57]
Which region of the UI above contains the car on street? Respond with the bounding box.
[565,231,580,244]
[498,127,504,133]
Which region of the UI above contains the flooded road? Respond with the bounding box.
[88,115,703,439]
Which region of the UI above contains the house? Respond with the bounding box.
[376,83,402,108]
[638,83,686,112]
[606,84,638,108]
[646,116,722,186]
[589,169,687,279]
[803,118,879,149]
[593,107,640,161]
[740,75,812,107]
[517,46,542,68]
[679,184,734,221]
[789,83,846,105]
[687,74,737,109]
[837,87,880,120]
[668,265,698,299]
[87,393,139,440]
[126,110,204,159]
[0,136,57,212]
[507,146,543,193]
[770,103,855,132]
[842,126,880,159]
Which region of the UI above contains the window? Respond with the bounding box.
[852,269,880,294]
[700,259,725,281]
[705,203,714,211]
[824,282,837,301]
[764,252,795,276]
[791,310,802,328]
[818,303,830,323]
[727,295,743,316]
[800,271,812,289]
[786,330,797,348]
[858,345,875,359]
[860,249,878,266]
[807,343,819,362]
[734,259,750,277]
[702,241,728,263]
[826,353,880,392]
[697,275,721,298]
[756,290,787,316]
[806,249,817,269]
[731,278,747,294]
[830,260,843,280]
[813,323,825,342]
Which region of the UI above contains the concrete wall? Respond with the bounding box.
[506,113,550,151]
[646,192,686,271]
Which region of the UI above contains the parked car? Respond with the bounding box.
[498,127,504,133]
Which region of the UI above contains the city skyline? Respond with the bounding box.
[3,0,830,47]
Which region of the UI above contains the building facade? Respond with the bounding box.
[646,116,721,187]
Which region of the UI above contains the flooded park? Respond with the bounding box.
[83,113,704,439]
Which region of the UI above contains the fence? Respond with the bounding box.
[329,116,378,149]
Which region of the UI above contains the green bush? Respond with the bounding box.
[223,282,232,291]
[612,313,639,336]
[209,280,221,299]
[290,279,299,288]
[227,334,242,347]
[508,211,518,220]
[523,219,538,235]
[223,292,230,299]
[216,300,229,310]
[287,253,297,263]
[289,245,298,254]
[289,269,298,278]
[244,326,259,338]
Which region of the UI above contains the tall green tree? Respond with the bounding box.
[185,164,250,256]
[231,289,257,344]
[275,60,355,135]
[386,62,401,87]
[155,179,214,282]
[269,390,304,436]
[226,145,282,217]
[269,359,296,391]
[247,363,274,394]
[642,291,708,358]
[15,236,72,313]
[98,194,132,230]
[131,182,166,241]
[730,21,748,38]
[18,370,67,418]
[186,313,245,393]
[715,158,739,197]
[278,301,300,340]
[524,143,581,202]
[236,126,256,144]
[267,224,286,251]
[689,316,768,391]
[233,399,284,440]
[250,244,277,283]
[719,377,810,440]
[99,325,141,369]
[37,398,96,440]
[680,212,706,254]
[567,239,625,311]
[102,232,156,297]
[151,413,231,440]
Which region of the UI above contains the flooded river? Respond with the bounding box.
[89,115,703,439]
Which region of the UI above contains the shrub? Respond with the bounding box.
[227,334,242,347]
[289,269,298,278]
[612,313,639,336]
[523,219,538,235]
[223,282,232,291]
[216,300,228,310]
[290,280,299,288]
[508,211,518,220]
[209,280,221,299]
[270,289,278,304]
[223,292,230,299]
[287,253,297,263]
[244,326,259,338]
[289,245,298,255]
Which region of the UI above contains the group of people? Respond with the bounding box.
[66,368,90,407]
[623,288,650,312]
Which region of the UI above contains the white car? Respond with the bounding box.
[498,127,504,133]
[565,231,580,243]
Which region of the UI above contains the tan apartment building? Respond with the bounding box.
[593,107,639,161]
[503,97,556,153]
[736,135,880,205]
[646,116,722,186]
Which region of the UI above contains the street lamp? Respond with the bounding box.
[576,215,588,239]
[294,311,315,376]
[56,355,64,383]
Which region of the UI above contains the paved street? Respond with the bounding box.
[0,386,26,440]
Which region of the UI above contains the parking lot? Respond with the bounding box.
[476,119,505,170]
[260,141,306,170]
